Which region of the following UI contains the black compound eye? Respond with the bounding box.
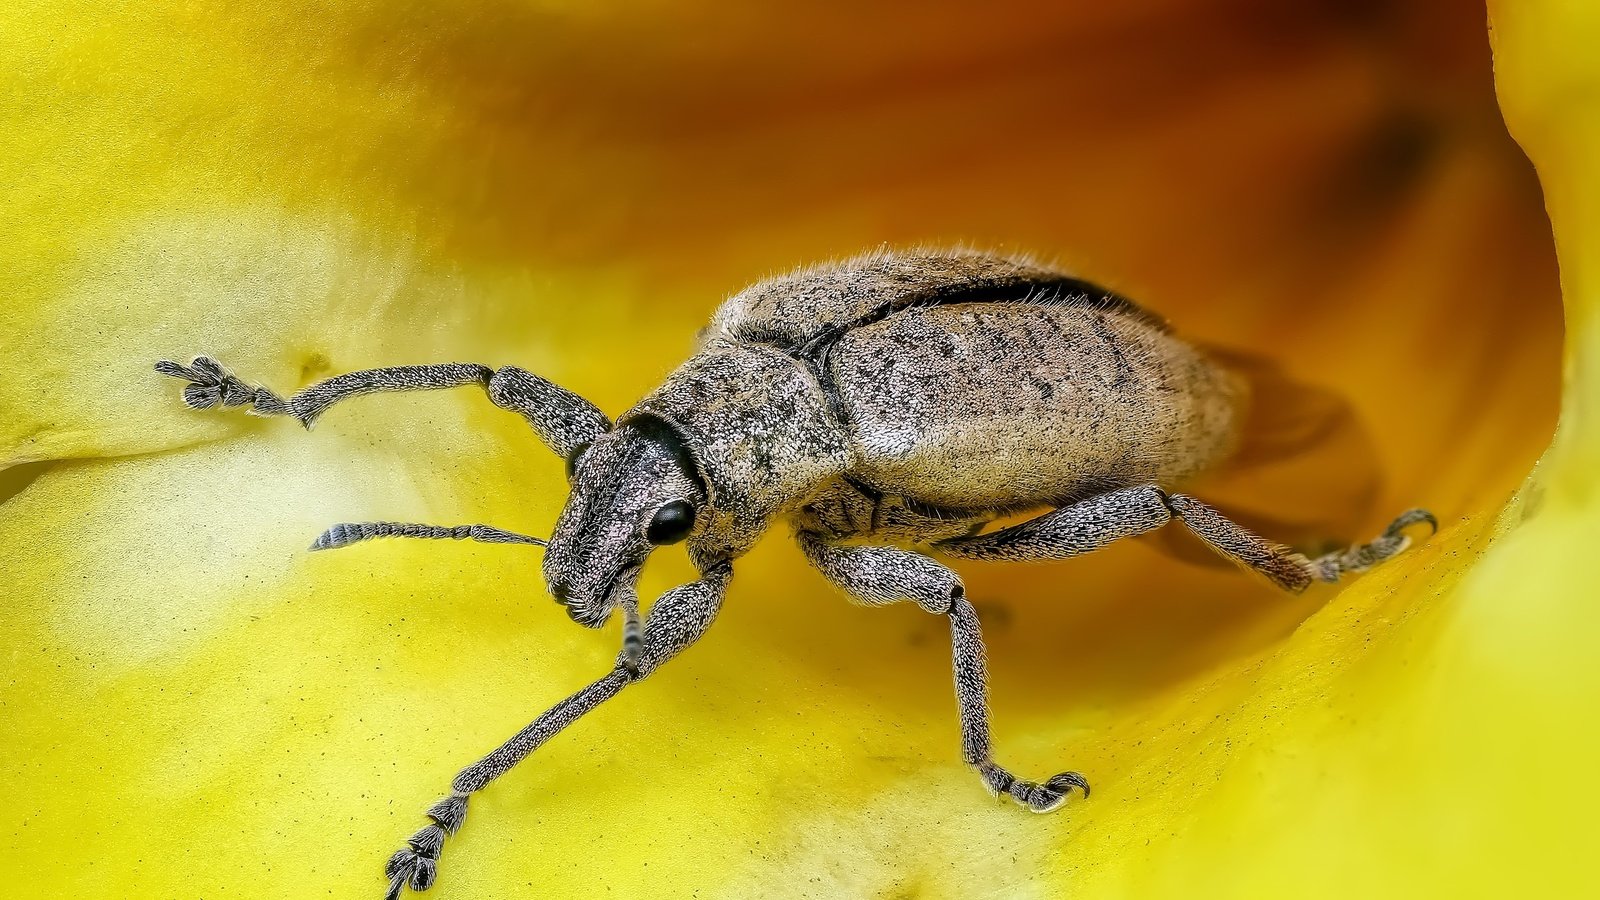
[646,500,696,545]
[565,442,591,480]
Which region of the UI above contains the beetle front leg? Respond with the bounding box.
[155,355,609,458]
[796,533,1087,813]
[382,568,728,899]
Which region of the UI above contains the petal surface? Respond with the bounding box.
[1,2,1583,898]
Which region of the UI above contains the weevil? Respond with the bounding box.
[157,249,1434,898]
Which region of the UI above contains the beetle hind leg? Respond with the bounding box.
[1165,494,1437,592]
[934,485,1435,593]
[976,758,1091,813]
[1306,507,1438,579]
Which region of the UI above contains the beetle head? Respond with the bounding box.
[542,415,706,627]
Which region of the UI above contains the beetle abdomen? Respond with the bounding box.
[826,302,1245,511]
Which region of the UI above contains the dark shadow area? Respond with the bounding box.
[0,460,53,507]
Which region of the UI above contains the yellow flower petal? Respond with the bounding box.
[2,2,1588,898]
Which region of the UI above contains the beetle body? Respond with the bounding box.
[158,248,1432,900]
[627,250,1246,560]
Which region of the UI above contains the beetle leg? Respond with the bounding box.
[1164,494,1437,592]
[935,486,1434,592]
[948,593,1089,812]
[934,485,1174,561]
[797,532,1087,812]
[155,355,609,458]
[797,531,962,613]
[382,568,728,899]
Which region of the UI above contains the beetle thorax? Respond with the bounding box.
[624,338,850,559]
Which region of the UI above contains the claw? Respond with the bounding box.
[1386,507,1439,538]
[1045,770,1090,800]
[1017,770,1090,813]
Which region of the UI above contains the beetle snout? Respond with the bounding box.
[549,581,572,606]
[544,567,616,627]
[548,581,593,624]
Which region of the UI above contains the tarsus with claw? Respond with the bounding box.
[382,573,727,900]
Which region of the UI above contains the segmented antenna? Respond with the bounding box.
[310,522,546,552]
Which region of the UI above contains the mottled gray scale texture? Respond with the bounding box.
[938,486,1173,561]
[1165,493,1317,592]
[796,527,1090,811]
[1158,495,1435,593]
[543,420,707,627]
[444,573,725,797]
[947,596,1088,812]
[158,247,1434,899]
[710,247,1161,349]
[627,338,849,557]
[792,478,990,544]
[797,534,960,613]
[487,366,611,459]
[828,302,1242,511]
[154,356,609,458]
[309,521,544,552]
[1305,506,1436,582]
[380,570,728,899]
